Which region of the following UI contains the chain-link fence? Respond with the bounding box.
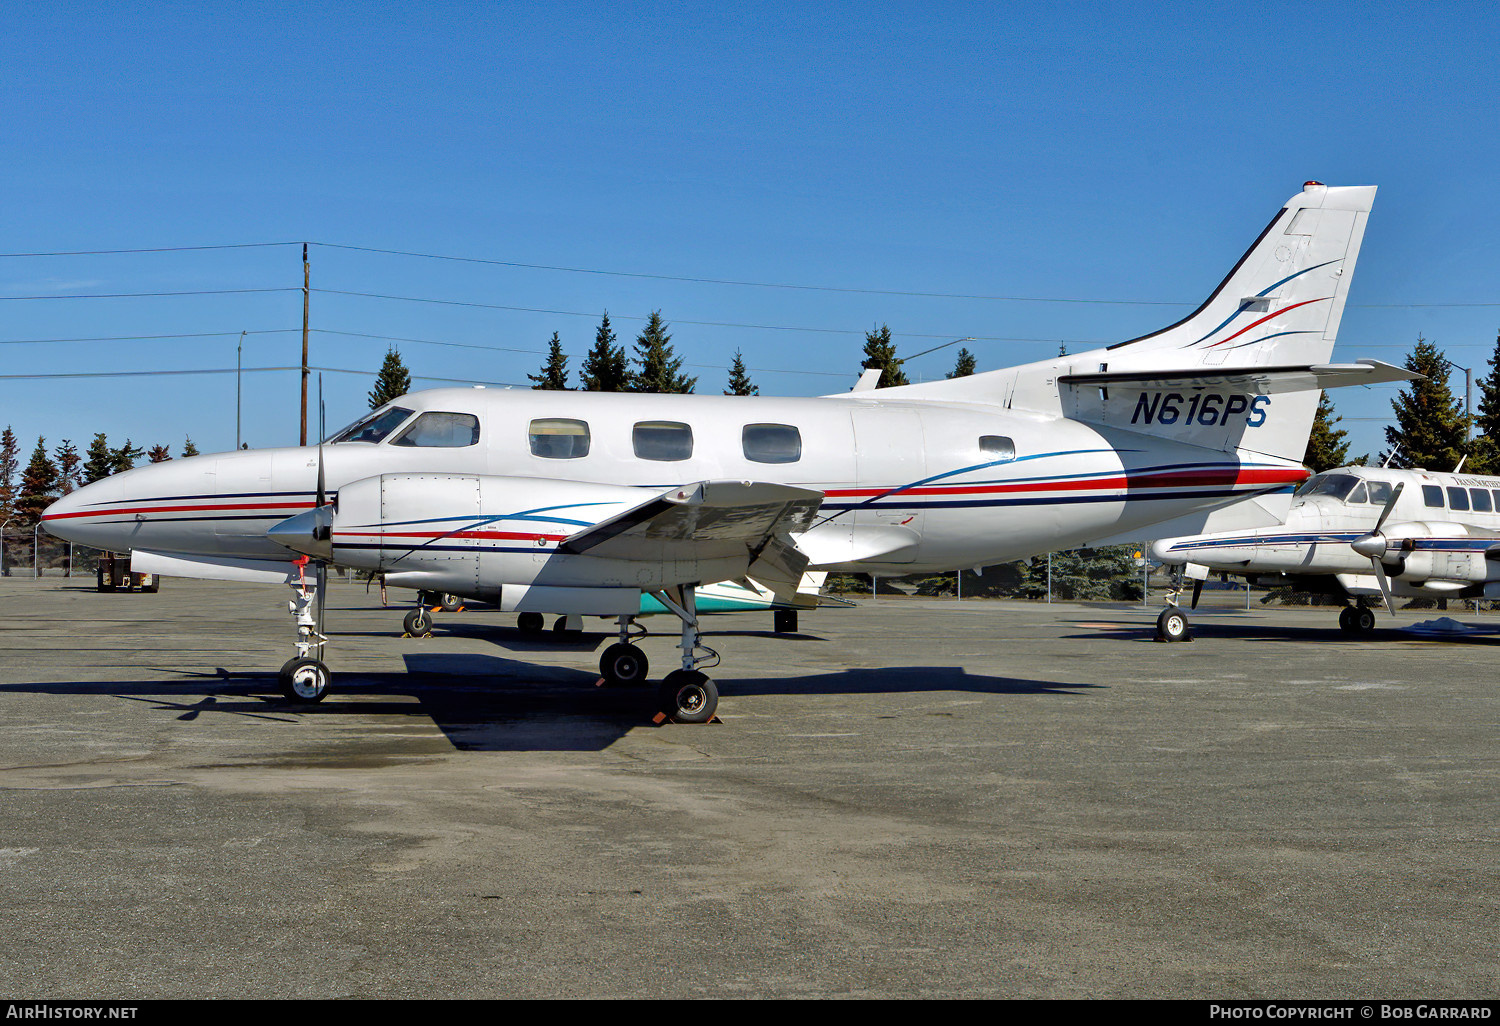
[0,529,103,578]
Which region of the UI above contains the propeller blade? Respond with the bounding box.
[1369,557,1397,616]
[1373,482,1404,534]
[1190,578,1204,610]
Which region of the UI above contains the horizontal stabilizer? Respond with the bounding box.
[1058,359,1419,395]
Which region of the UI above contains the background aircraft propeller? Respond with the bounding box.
[1350,482,1404,615]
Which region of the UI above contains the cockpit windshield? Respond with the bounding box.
[327,406,414,444]
[1293,472,1360,502]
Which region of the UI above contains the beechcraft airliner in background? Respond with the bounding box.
[1151,464,1500,640]
[42,181,1416,722]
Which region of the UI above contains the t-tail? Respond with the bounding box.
[896,182,1415,463]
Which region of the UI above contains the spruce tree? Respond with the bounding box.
[182,437,200,458]
[368,346,412,409]
[83,433,114,484]
[111,439,143,474]
[631,311,696,393]
[147,445,173,463]
[861,325,908,388]
[1469,328,1500,474]
[53,440,81,496]
[0,427,18,521]
[17,437,58,526]
[528,332,571,390]
[580,312,632,391]
[1304,392,1352,473]
[1380,337,1467,470]
[725,350,758,396]
[946,348,977,378]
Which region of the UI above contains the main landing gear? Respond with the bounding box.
[279,558,331,703]
[647,585,721,723]
[1338,604,1377,635]
[598,614,651,687]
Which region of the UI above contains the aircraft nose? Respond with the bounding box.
[1149,538,1183,563]
[39,487,93,541]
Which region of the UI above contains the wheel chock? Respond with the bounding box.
[649,712,723,725]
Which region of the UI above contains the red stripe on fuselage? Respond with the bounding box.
[42,500,317,522]
[822,466,1305,499]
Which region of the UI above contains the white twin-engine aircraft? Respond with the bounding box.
[42,182,1416,721]
[1151,465,1500,640]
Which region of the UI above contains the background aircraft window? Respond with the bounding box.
[1347,482,1368,504]
[1447,486,1470,512]
[391,411,480,447]
[742,423,801,464]
[979,435,1016,461]
[633,421,693,461]
[529,418,591,459]
[1422,485,1445,508]
[329,406,413,444]
[1492,489,1500,510]
[1472,488,1493,513]
[1367,481,1393,505]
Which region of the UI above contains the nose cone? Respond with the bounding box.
[267,505,334,561]
[1150,538,1185,563]
[39,477,135,548]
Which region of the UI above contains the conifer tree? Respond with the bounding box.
[631,311,696,393]
[725,350,758,396]
[861,325,908,388]
[528,332,571,390]
[368,346,413,409]
[947,348,977,379]
[83,433,114,484]
[1380,337,1467,470]
[53,440,81,496]
[580,312,632,391]
[1304,392,1352,473]
[1468,328,1500,474]
[17,437,58,525]
[147,445,173,463]
[0,427,18,521]
[111,439,143,475]
[182,437,200,458]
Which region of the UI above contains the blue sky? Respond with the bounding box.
[3,1,1498,463]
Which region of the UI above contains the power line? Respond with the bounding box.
[0,288,299,301]
[0,329,299,346]
[0,243,300,258]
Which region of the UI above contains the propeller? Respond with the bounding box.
[1350,482,1404,615]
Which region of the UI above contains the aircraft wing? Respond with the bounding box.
[557,480,825,591]
[1057,359,1420,394]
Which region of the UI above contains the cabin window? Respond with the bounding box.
[633,421,693,461]
[529,418,591,459]
[1447,486,1470,512]
[979,435,1016,461]
[391,411,480,448]
[1472,488,1493,513]
[1347,482,1368,504]
[1367,481,1393,506]
[329,406,413,444]
[742,423,801,464]
[1422,485,1445,508]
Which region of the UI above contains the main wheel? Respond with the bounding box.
[1338,606,1357,633]
[1156,606,1191,643]
[278,657,330,703]
[517,611,545,634]
[599,643,649,687]
[657,670,718,723]
[1355,606,1376,633]
[439,593,462,612]
[404,608,433,636]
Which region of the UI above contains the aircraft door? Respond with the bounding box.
[851,407,926,561]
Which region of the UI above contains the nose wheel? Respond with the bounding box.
[278,657,330,703]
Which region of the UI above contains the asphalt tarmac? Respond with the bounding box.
[0,577,1495,999]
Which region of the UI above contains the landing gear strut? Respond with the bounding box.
[280,558,331,702]
[1156,564,1194,643]
[649,584,720,722]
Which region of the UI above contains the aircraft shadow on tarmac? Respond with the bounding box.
[1060,616,1500,645]
[3,654,1096,754]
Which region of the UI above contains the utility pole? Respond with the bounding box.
[300,243,310,446]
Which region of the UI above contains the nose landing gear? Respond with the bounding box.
[280,558,331,703]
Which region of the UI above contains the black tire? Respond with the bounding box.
[1338,606,1357,633]
[403,608,433,636]
[657,670,718,724]
[1355,606,1376,633]
[553,616,582,636]
[278,657,330,703]
[773,609,798,634]
[599,643,650,687]
[517,611,545,634]
[1156,606,1191,643]
[439,593,462,612]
